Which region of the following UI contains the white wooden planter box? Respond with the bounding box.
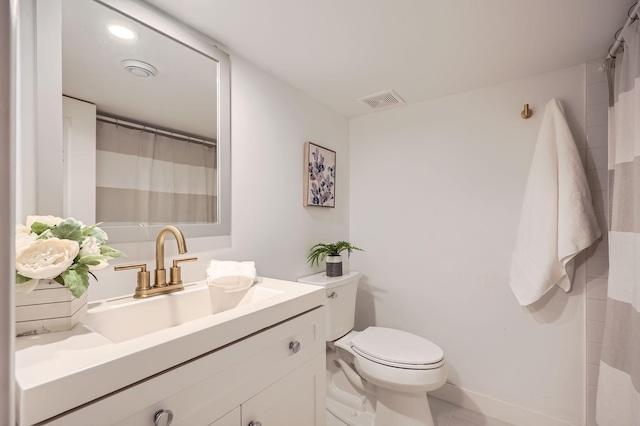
[15,280,88,337]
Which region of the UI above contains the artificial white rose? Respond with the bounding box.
[26,215,64,228]
[79,236,108,270]
[15,225,37,254]
[79,236,100,256]
[16,237,80,279]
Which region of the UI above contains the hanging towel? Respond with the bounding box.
[509,98,601,306]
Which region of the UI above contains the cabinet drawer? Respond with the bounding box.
[43,307,325,425]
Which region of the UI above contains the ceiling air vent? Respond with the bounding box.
[359,89,405,109]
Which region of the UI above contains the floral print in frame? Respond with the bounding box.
[304,142,336,207]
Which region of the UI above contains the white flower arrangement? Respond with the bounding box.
[15,215,124,298]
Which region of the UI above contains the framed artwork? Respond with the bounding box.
[304,141,336,207]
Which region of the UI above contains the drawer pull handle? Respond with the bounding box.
[248,421,262,426]
[328,292,338,299]
[154,409,174,426]
[289,340,301,353]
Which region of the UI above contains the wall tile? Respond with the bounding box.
[587,385,599,426]
[590,190,606,213]
[583,236,609,259]
[587,320,606,344]
[595,212,609,235]
[587,61,607,84]
[586,277,608,300]
[587,363,600,386]
[587,81,608,106]
[587,146,608,170]
[587,299,608,322]
[586,256,609,279]
[585,58,608,426]
[587,168,608,192]
[587,125,608,149]
[586,103,609,127]
[587,342,603,365]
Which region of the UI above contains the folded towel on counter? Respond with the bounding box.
[206,260,257,291]
[509,98,601,306]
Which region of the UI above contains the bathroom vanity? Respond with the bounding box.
[15,278,326,425]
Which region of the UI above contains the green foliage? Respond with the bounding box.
[30,222,51,236]
[60,265,90,298]
[76,255,106,266]
[307,241,363,267]
[15,273,32,284]
[100,246,125,258]
[50,218,84,242]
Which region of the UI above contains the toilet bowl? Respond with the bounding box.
[298,271,447,426]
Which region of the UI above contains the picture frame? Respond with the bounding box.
[303,141,336,207]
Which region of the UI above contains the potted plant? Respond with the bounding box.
[15,215,124,336]
[307,241,362,277]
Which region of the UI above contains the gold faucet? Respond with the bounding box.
[115,226,197,298]
[155,225,187,287]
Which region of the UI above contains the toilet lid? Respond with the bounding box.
[350,327,444,366]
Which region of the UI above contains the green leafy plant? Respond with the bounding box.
[307,241,363,267]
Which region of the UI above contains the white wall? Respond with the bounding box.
[89,54,350,300]
[349,65,587,425]
[1,1,15,424]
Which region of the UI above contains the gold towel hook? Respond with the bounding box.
[521,104,533,119]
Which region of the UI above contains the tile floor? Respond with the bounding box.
[429,396,514,426]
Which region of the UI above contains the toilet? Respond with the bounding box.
[298,271,447,426]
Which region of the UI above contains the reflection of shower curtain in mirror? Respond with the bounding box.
[597,21,640,425]
[95,121,217,224]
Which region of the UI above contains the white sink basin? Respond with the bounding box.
[82,281,283,343]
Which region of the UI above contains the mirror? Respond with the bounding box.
[59,0,230,242]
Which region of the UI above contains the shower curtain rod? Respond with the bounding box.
[607,2,640,59]
[96,114,216,147]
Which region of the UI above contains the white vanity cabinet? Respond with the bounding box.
[41,307,326,426]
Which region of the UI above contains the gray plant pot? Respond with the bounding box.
[326,255,343,277]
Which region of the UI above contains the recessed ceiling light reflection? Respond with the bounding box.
[108,24,138,41]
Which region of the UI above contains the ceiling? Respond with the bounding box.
[146,0,633,117]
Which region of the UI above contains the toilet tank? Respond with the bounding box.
[298,271,361,341]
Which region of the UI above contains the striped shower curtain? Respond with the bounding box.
[95,121,217,225]
[597,20,640,426]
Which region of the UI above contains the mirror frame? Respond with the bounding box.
[82,0,230,242]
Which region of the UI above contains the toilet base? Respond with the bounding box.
[326,391,435,426]
[327,398,374,426]
[375,387,434,426]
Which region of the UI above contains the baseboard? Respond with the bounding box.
[431,383,576,426]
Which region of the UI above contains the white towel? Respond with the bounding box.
[509,99,601,306]
[206,259,257,291]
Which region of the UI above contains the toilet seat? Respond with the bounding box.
[350,327,444,370]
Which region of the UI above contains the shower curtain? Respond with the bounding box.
[597,20,640,426]
[95,121,217,225]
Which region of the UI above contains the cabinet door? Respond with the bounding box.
[242,353,325,426]
[209,407,240,426]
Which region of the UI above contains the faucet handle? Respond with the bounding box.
[169,257,198,285]
[114,263,151,294]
